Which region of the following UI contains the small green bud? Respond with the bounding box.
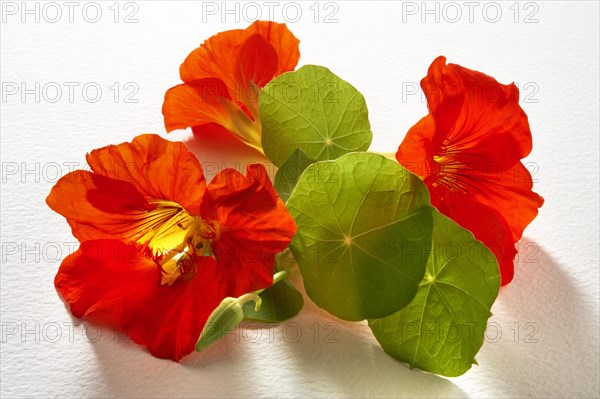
[196,293,261,352]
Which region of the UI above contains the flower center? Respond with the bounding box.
[125,199,219,286]
[430,147,471,193]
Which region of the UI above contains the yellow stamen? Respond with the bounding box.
[432,152,471,194]
[119,199,218,285]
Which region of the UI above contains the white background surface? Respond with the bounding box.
[1,1,599,397]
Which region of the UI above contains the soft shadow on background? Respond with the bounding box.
[93,239,598,397]
[189,279,467,398]
[469,238,600,398]
[89,237,599,398]
[91,273,467,398]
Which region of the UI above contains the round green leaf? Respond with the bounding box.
[368,210,500,377]
[287,153,433,321]
[260,65,372,166]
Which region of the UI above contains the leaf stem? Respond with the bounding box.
[237,292,262,311]
[272,269,289,285]
[253,270,289,296]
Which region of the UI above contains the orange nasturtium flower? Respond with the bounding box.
[46,134,295,361]
[396,56,544,285]
[162,21,300,154]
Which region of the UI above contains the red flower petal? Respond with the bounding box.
[246,20,300,77]
[48,135,219,262]
[468,162,544,242]
[179,21,299,88]
[395,115,436,178]
[46,170,154,242]
[164,21,300,153]
[55,240,224,361]
[190,124,266,159]
[410,149,544,245]
[428,187,517,285]
[86,134,206,215]
[235,33,279,89]
[201,164,296,296]
[396,56,544,284]
[163,78,238,134]
[422,56,532,170]
[48,135,297,360]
